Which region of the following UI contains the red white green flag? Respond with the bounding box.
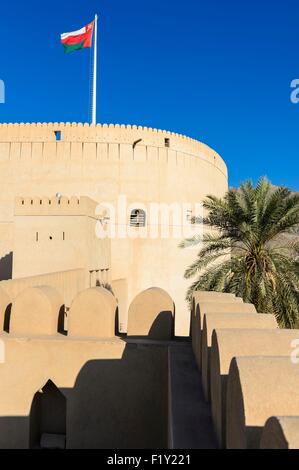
[61,20,94,54]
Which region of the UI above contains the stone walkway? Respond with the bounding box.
[168,342,218,449]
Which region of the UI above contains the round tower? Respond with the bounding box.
[0,122,228,335]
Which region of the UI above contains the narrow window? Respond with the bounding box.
[36,232,39,242]
[62,232,65,241]
[54,131,61,141]
[130,209,146,227]
[165,138,170,148]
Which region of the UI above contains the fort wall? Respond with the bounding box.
[12,196,111,279]
[0,123,227,175]
[191,292,299,449]
[0,285,298,449]
[0,123,228,336]
[0,285,172,448]
[0,268,88,308]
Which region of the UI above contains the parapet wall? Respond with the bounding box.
[191,291,299,450]
[0,282,170,448]
[1,286,298,449]
[0,269,88,308]
[0,122,227,177]
[0,284,175,339]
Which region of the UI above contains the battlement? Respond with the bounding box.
[14,196,99,217]
[0,122,209,145]
[0,122,227,176]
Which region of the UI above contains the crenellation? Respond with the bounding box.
[0,124,229,173]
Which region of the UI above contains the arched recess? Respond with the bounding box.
[29,380,66,449]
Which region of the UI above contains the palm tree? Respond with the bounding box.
[180,178,299,328]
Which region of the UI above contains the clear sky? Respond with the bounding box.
[0,0,298,190]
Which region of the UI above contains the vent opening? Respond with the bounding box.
[130,209,146,227]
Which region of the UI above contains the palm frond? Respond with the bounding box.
[181,178,299,327]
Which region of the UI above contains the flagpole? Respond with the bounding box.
[92,14,98,125]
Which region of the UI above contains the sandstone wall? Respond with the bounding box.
[0,123,229,336]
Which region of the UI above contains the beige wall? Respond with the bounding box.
[0,269,88,309]
[12,196,110,279]
[0,336,168,449]
[0,123,228,336]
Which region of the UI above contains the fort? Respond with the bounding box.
[0,122,228,335]
[0,122,297,449]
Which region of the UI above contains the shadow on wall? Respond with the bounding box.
[0,344,169,449]
[128,311,174,340]
[65,345,168,449]
[0,252,12,281]
[127,287,175,341]
[149,311,174,339]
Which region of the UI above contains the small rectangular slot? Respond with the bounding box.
[54,131,61,141]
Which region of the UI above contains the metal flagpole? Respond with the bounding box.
[91,14,98,125]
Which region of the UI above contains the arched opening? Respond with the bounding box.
[130,209,146,227]
[29,380,66,449]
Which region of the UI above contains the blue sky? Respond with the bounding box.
[0,0,298,190]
